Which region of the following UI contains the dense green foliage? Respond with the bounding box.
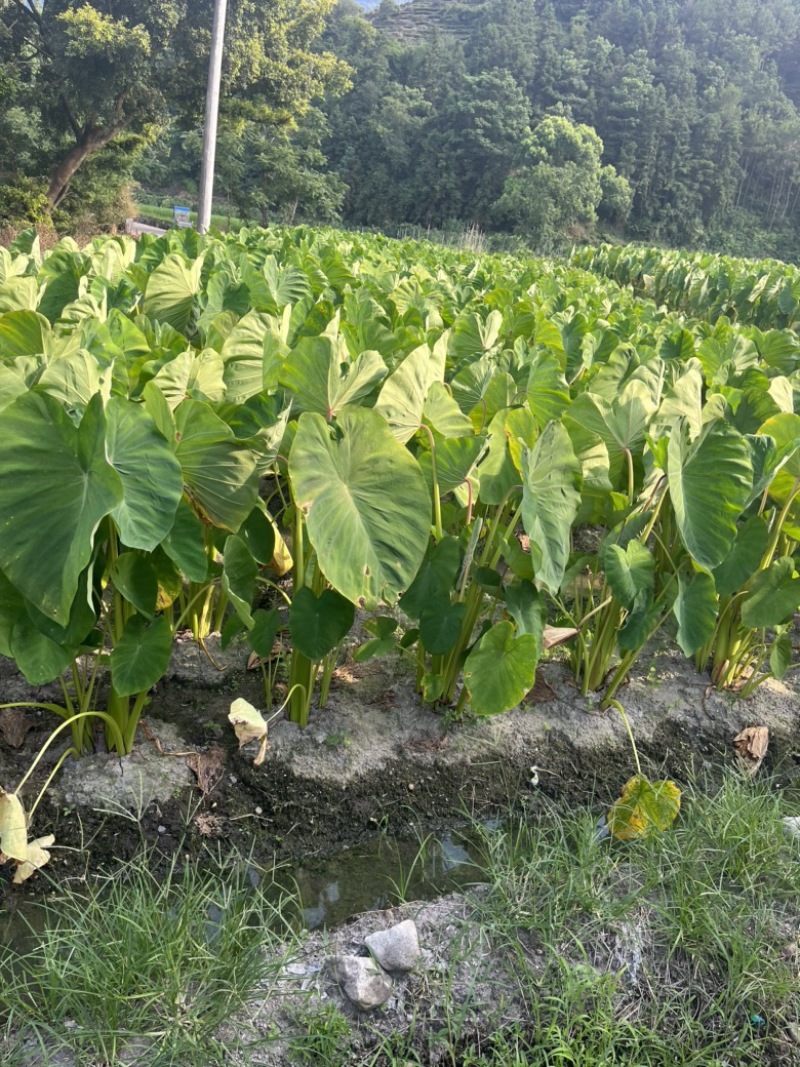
[575,243,800,329]
[333,0,800,256]
[1,224,799,746]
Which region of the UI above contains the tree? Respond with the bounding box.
[494,115,630,248]
[0,0,350,207]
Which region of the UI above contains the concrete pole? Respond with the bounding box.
[197,0,228,234]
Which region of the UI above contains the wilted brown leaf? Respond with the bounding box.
[228,699,269,766]
[185,745,226,797]
[0,708,34,749]
[542,626,579,650]
[193,813,223,837]
[733,726,769,775]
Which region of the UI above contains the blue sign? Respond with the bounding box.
[173,206,191,228]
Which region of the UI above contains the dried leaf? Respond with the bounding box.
[0,790,29,861]
[542,626,579,650]
[12,835,55,885]
[607,775,681,841]
[0,708,34,749]
[246,640,288,670]
[193,813,223,837]
[228,698,269,766]
[733,726,769,775]
[185,745,226,797]
[0,790,54,883]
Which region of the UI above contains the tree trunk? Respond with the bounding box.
[48,140,94,206]
[47,132,108,206]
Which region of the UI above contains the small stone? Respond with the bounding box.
[330,955,392,1011]
[255,806,263,815]
[782,816,800,840]
[157,825,166,835]
[365,920,421,972]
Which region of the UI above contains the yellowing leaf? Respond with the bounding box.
[12,835,55,885]
[0,790,55,883]
[270,523,293,577]
[606,775,681,841]
[228,698,269,766]
[0,789,29,861]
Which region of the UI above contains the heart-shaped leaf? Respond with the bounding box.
[606,776,681,841]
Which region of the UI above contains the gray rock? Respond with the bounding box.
[365,919,421,972]
[330,955,392,1010]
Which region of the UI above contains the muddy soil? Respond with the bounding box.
[1,629,799,893]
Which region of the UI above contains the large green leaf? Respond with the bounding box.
[0,276,39,313]
[504,580,544,642]
[375,344,443,443]
[105,398,183,550]
[712,516,769,597]
[162,498,209,583]
[601,540,654,609]
[419,601,466,655]
[422,381,473,439]
[0,392,122,623]
[38,349,109,414]
[152,349,226,408]
[478,406,537,506]
[565,380,656,489]
[174,399,259,532]
[0,310,51,358]
[110,552,158,619]
[673,571,718,656]
[400,536,462,619]
[526,350,570,429]
[741,558,800,628]
[143,253,203,334]
[289,407,430,607]
[667,418,753,570]
[462,621,538,716]
[521,421,582,594]
[289,587,355,660]
[279,336,387,418]
[758,413,800,516]
[238,504,276,566]
[110,614,173,697]
[221,535,258,628]
[419,435,484,497]
[220,310,289,404]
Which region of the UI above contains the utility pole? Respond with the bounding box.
[197,0,228,234]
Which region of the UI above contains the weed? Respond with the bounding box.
[0,851,301,1067]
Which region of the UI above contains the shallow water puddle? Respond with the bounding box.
[1,824,490,958]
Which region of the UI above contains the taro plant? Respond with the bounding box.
[276,405,432,727]
[688,413,800,692]
[0,388,263,755]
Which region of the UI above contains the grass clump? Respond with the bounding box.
[0,852,300,1067]
[459,772,800,1066]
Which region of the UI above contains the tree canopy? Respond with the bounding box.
[0,0,349,207]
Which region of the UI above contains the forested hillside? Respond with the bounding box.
[325,0,800,257]
[1,0,798,259]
